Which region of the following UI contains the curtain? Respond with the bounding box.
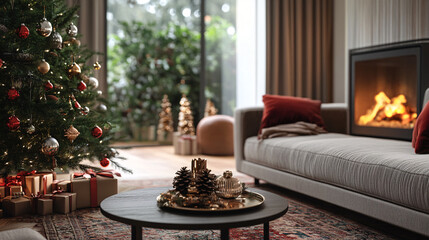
[66,0,107,96]
[266,0,333,102]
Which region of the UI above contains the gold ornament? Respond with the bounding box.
[64,125,80,143]
[67,62,81,77]
[70,37,81,47]
[38,59,50,74]
[93,61,101,70]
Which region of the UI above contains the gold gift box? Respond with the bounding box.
[37,198,53,216]
[2,196,31,217]
[24,175,40,196]
[53,193,77,214]
[71,176,118,209]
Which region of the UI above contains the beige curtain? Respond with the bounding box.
[66,0,107,96]
[266,0,333,102]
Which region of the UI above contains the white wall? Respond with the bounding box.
[236,0,266,108]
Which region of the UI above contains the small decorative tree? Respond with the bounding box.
[204,99,218,117]
[157,94,173,141]
[177,94,195,135]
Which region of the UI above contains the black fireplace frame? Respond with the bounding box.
[349,39,429,141]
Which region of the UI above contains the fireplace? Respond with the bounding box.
[350,40,429,140]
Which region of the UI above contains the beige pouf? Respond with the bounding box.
[196,115,234,155]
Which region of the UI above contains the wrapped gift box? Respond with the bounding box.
[2,196,31,217]
[35,172,54,194]
[37,198,53,216]
[0,209,3,218]
[53,193,76,214]
[174,134,198,155]
[24,175,40,196]
[0,186,5,198]
[8,186,22,196]
[52,180,71,192]
[71,176,118,209]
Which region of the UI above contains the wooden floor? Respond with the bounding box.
[84,145,253,192]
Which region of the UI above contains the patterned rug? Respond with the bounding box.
[10,192,396,240]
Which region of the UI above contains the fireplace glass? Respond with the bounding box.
[354,55,417,129]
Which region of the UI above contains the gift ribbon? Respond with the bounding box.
[41,175,48,195]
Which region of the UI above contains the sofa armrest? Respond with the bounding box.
[234,107,263,169]
[321,103,348,134]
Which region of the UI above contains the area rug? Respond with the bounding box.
[12,194,394,240]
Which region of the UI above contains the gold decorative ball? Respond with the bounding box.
[38,59,50,74]
[70,37,81,47]
[93,61,101,70]
[67,62,81,77]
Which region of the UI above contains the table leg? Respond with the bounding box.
[220,228,229,240]
[132,225,142,240]
[264,222,269,240]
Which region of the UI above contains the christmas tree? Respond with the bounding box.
[157,94,173,141]
[204,99,218,117]
[177,94,195,135]
[0,1,129,176]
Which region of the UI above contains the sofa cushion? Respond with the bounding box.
[0,228,46,240]
[412,100,429,153]
[244,133,429,213]
[259,95,324,136]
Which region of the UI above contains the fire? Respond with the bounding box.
[358,91,417,128]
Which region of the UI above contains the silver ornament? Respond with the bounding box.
[37,18,52,37]
[27,125,35,134]
[88,77,99,89]
[66,23,78,37]
[50,31,63,49]
[98,104,107,112]
[41,137,59,156]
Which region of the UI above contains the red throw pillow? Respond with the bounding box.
[412,102,429,154]
[259,95,324,136]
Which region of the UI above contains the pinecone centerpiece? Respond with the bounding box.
[196,169,216,196]
[173,167,192,196]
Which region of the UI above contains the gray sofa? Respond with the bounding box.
[234,89,429,237]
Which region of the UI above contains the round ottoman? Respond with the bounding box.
[197,115,234,156]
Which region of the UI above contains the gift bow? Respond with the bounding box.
[73,169,121,179]
[17,170,37,177]
[6,176,22,187]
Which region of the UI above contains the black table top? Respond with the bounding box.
[100,187,289,230]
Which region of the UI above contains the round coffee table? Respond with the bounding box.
[100,187,288,240]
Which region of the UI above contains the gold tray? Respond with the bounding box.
[157,191,265,212]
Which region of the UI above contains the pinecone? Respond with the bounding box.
[173,167,191,196]
[196,169,216,195]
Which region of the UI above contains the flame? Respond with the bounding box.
[358,91,416,127]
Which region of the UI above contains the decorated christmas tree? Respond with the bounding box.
[204,99,218,117]
[157,94,173,141]
[0,1,129,176]
[177,94,195,135]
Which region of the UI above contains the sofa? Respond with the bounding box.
[234,89,429,237]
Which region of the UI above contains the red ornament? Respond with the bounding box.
[0,58,3,68]
[77,81,87,91]
[74,100,81,109]
[16,23,30,39]
[7,116,20,130]
[8,88,19,100]
[45,81,53,91]
[91,126,103,138]
[100,157,110,167]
